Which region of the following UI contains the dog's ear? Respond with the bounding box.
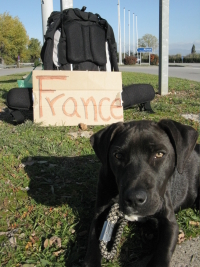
[158,119,198,174]
[90,122,124,173]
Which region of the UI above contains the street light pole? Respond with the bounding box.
[136,15,138,58]
[133,13,135,55]
[118,0,122,64]
[41,0,53,43]
[124,8,125,59]
[128,10,130,56]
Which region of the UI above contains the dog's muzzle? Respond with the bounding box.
[124,188,147,207]
[121,188,148,219]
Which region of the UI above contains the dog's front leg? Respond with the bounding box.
[147,192,179,267]
[83,168,118,267]
[83,215,103,267]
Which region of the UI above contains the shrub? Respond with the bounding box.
[184,56,200,63]
[124,56,137,65]
[150,54,159,65]
[34,58,40,67]
[169,55,182,63]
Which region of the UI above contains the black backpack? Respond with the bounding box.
[6,7,155,124]
[41,7,119,72]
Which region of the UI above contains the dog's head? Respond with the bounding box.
[90,119,198,220]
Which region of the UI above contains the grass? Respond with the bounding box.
[0,72,200,267]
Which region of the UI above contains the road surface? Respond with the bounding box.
[0,64,200,82]
[119,63,200,82]
[0,66,41,77]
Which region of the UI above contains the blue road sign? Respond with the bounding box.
[137,47,152,53]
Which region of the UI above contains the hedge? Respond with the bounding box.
[169,56,200,63]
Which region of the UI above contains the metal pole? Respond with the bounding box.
[118,0,122,64]
[136,15,138,58]
[124,8,125,59]
[133,13,134,55]
[41,0,53,43]
[128,10,130,56]
[60,0,73,11]
[118,4,119,52]
[159,0,169,95]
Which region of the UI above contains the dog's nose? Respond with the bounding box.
[125,189,147,206]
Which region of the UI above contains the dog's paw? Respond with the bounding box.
[146,260,170,267]
[82,262,101,267]
[83,257,102,267]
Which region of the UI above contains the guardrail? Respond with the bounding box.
[19,63,34,66]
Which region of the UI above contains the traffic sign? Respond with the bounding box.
[137,47,152,53]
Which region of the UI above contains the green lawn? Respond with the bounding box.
[0,72,199,267]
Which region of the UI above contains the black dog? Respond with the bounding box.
[84,119,200,267]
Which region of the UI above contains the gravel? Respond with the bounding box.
[171,236,200,267]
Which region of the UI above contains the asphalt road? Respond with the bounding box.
[119,63,200,82]
[0,64,200,82]
[0,66,40,76]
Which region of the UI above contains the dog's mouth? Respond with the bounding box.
[124,213,143,221]
[122,208,153,221]
[120,207,142,221]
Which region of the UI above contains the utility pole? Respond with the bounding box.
[159,0,169,95]
[124,8,125,59]
[128,10,130,56]
[60,0,73,11]
[118,0,122,64]
[41,0,53,43]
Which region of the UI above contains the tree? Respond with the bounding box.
[28,38,42,63]
[0,12,29,64]
[138,34,158,52]
[191,44,196,54]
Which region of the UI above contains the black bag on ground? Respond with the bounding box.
[122,84,155,112]
[6,84,155,124]
[6,88,33,123]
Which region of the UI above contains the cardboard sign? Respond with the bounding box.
[32,70,123,126]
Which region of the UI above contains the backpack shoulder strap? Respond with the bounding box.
[98,18,119,72]
[106,23,119,71]
[45,11,62,39]
[41,11,62,70]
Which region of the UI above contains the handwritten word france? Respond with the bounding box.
[36,76,123,122]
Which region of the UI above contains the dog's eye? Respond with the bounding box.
[155,152,164,158]
[115,153,123,159]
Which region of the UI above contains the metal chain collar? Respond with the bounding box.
[99,203,128,260]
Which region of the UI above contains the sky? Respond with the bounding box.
[1,0,200,56]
